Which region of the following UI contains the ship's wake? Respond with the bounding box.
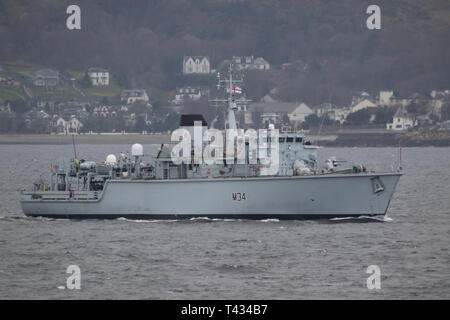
[328,215,393,223]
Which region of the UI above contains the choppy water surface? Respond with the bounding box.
[0,145,449,299]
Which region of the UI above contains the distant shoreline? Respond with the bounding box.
[0,133,448,147]
[0,134,171,145]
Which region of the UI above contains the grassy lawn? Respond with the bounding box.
[0,86,26,103]
[84,85,123,98]
[30,85,80,101]
[67,70,124,99]
[2,61,38,81]
[1,62,125,102]
[67,71,84,81]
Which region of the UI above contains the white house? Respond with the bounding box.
[315,103,352,124]
[172,86,209,104]
[232,56,270,70]
[53,116,83,134]
[92,105,112,117]
[287,103,314,123]
[246,102,313,126]
[182,56,210,74]
[87,67,110,86]
[379,90,394,106]
[351,98,378,113]
[121,89,149,104]
[333,108,352,124]
[386,106,416,131]
[429,90,450,117]
[33,69,60,87]
[0,103,11,113]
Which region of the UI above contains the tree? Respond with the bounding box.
[133,115,148,132]
[345,109,371,125]
[406,102,420,115]
[163,112,180,131]
[101,97,110,105]
[303,114,320,128]
[8,99,30,114]
[441,102,450,121]
[373,106,395,124]
[129,101,151,114]
[115,72,129,88]
[80,72,92,88]
[251,110,263,128]
[281,113,291,125]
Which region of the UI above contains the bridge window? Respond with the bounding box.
[279,137,285,143]
[286,137,294,143]
[295,137,303,143]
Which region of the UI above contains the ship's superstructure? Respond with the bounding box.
[20,68,401,219]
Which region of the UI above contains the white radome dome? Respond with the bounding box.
[131,143,144,157]
[106,154,117,165]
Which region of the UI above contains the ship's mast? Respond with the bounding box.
[211,65,250,129]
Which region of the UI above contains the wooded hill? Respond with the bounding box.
[0,0,449,105]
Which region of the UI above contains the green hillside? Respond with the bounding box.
[0,0,449,105]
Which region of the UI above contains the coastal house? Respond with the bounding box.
[22,109,51,131]
[389,92,413,107]
[92,105,111,117]
[0,76,20,86]
[429,90,450,118]
[182,56,210,74]
[379,90,395,106]
[121,89,149,104]
[0,103,11,113]
[33,69,60,87]
[66,116,83,134]
[260,94,277,103]
[172,86,209,104]
[36,100,56,111]
[315,103,352,124]
[245,102,313,126]
[91,105,123,118]
[232,56,270,71]
[386,106,416,131]
[51,115,83,134]
[87,67,110,86]
[23,109,50,122]
[57,101,90,118]
[351,97,378,113]
[430,90,450,100]
[333,108,352,124]
[315,103,337,118]
[288,103,314,123]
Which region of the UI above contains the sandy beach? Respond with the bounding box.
[0,134,171,145]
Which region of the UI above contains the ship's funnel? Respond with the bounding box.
[131,143,144,157]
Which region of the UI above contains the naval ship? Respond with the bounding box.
[20,69,402,219]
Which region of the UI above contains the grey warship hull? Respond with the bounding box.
[21,172,401,219]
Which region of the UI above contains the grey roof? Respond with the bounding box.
[177,86,209,93]
[183,56,209,62]
[24,109,50,119]
[121,89,147,98]
[394,106,412,118]
[88,67,108,73]
[248,102,300,113]
[34,69,59,78]
[315,102,337,110]
[254,57,269,65]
